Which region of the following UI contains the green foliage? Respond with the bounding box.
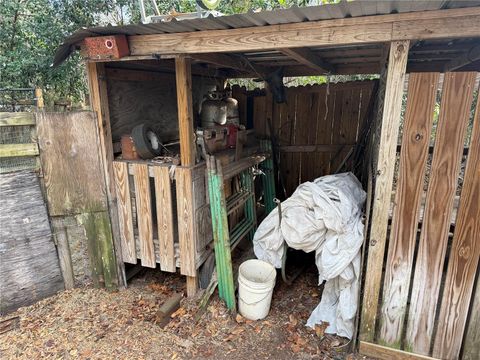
[0,0,343,106]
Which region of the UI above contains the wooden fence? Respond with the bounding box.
[112,160,212,278]
[360,72,479,360]
[237,81,377,195]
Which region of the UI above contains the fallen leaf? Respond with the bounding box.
[314,322,329,338]
[289,314,298,327]
[235,314,244,323]
[171,307,186,318]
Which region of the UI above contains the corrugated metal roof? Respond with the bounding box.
[53,0,480,66]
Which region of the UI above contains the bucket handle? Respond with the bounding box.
[239,291,273,306]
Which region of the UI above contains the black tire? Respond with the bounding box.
[131,124,162,159]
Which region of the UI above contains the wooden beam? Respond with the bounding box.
[280,47,335,73]
[0,143,38,158]
[175,56,196,166]
[359,341,439,360]
[128,8,480,55]
[279,144,353,153]
[191,53,268,76]
[0,112,35,127]
[443,44,480,71]
[86,62,126,287]
[360,40,409,342]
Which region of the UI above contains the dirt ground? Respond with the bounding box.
[0,266,372,360]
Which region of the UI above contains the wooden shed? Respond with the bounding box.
[52,2,480,359]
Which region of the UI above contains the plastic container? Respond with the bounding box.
[238,259,276,320]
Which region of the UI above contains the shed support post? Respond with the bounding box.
[359,40,409,342]
[86,62,126,288]
[175,55,198,296]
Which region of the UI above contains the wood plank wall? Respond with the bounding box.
[240,81,376,196]
[360,71,479,360]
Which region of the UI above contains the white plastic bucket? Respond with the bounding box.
[238,259,277,320]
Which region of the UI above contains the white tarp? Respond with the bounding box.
[253,172,366,339]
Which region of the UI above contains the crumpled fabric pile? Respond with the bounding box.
[253,172,366,339]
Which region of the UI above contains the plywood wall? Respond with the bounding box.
[106,68,216,143]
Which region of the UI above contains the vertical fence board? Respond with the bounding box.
[379,73,439,348]
[132,163,156,268]
[462,271,480,360]
[113,161,136,264]
[153,166,176,272]
[293,92,311,186]
[433,86,480,359]
[406,72,476,355]
[176,167,196,277]
[360,41,409,342]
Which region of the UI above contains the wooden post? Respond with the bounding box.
[35,88,44,110]
[175,56,196,166]
[359,40,409,342]
[175,56,198,296]
[51,218,75,289]
[86,62,126,287]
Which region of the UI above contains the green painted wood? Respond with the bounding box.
[207,156,236,310]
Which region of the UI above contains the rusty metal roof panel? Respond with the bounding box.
[53,0,480,66]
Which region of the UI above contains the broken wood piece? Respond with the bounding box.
[0,316,19,334]
[155,292,183,328]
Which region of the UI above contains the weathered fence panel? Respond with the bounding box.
[248,80,377,195]
[360,71,479,360]
[0,171,63,314]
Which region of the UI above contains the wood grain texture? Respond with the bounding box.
[0,112,35,126]
[0,171,64,315]
[132,163,156,268]
[462,271,480,360]
[36,111,107,216]
[87,62,125,287]
[360,40,409,342]
[51,218,75,290]
[113,161,136,264]
[153,166,175,272]
[175,167,196,277]
[359,341,438,360]
[379,73,439,348]
[175,57,196,166]
[128,8,480,55]
[0,143,38,158]
[106,68,215,143]
[406,72,476,355]
[433,84,480,360]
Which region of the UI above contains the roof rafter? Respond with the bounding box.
[443,43,480,71]
[280,47,335,73]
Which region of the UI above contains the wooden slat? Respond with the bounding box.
[462,272,480,360]
[175,56,196,166]
[132,163,155,268]
[0,112,35,126]
[112,161,136,264]
[359,341,439,360]
[406,72,476,355]
[360,40,409,342]
[175,167,196,277]
[0,143,38,158]
[379,73,439,347]
[153,166,175,272]
[128,8,480,55]
[433,84,480,359]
